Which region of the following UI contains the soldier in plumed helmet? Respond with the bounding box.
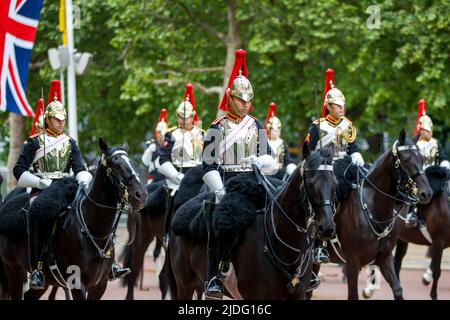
[201,49,275,299]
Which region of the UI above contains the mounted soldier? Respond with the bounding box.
[13,80,128,289]
[142,108,168,185]
[265,102,297,178]
[157,83,204,246]
[404,99,450,227]
[201,49,275,299]
[304,68,364,264]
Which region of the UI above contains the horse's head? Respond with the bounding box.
[99,138,148,210]
[392,129,432,204]
[301,143,337,240]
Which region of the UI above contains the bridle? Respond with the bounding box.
[76,149,136,259]
[261,161,335,288]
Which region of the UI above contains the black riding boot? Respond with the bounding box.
[28,212,47,290]
[162,187,175,247]
[203,199,224,300]
[312,239,330,265]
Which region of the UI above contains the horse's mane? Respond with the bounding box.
[304,147,333,170]
[367,137,415,175]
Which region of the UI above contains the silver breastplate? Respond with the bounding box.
[218,119,259,172]
[269,138,285,170]
[318,118,355,160]
[170,127,204,168]
[417,138,439,168]
[35,135,72,173]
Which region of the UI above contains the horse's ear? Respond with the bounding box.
[99,137,109,154]
[303,141,310,160]
[122,142,129,152]
[413,132,420,144]
[398,129,406,145]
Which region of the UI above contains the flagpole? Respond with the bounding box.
[65,0,78,141]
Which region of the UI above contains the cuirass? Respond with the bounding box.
[218,118,260,171]
[35,135,72,173]
[269,138,285,170]
[318,117,356,160]
[417,138,439,168]
[170,127,204,167]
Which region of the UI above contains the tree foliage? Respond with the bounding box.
[1,0,448,163]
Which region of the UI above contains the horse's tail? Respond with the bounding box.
[160,244,177,299]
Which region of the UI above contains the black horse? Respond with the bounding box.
[0,138,147,300]
[167,144,337,299]
[392,166,450,300]
[308,129,432,300]
[120,165,205,300]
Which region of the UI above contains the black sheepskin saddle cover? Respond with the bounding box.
[143,165,205,217]
[425,165,450,198]
[0,177,78,237]
[333,156,358,201]
[172,173,281,241]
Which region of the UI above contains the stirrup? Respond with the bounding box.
[205,276,224,300]
[29,269,45,290]
[313,246,330,264]
[404,213,418,228]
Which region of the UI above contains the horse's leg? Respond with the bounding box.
[429,244,444,300]
[124,225,155,300]
[48,286,58,300]
[23,285,49,300]
[70,284,87,300]
[346,259,360,300]
[376,254,403,300]
[305,263,321,300]
[87,281,108,300]
[3,265,25,300]
[394,239,409,279]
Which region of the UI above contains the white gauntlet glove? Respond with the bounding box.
[440,160,450,169]
[351,152,365,167]
[203,170,225,203]
[76,171,93,189]
[286,163,297,176]
[240,154,276,175]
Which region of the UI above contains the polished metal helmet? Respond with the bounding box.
[176,98,195,119]
[419,114,433,132]
[231,72,254,103]
[45,96,66,121]
[325,84,346,108]
[267,116,281,131]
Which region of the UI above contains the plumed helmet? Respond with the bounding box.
[29,98,44,136]
[416,99,433,133]
[154,108,169,138]
[265,102,281,130]
[45,80,65,121]
[219,49,253,112]
[176,83,198,120]
[322,69,346,117]
[231,72,254,103]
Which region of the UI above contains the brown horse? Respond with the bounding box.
[308,129,433,300]
[0,138,147,300]
[167,144,337,299]
[393,166,450,300]
[120,165,205,300]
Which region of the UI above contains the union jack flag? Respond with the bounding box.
[0,0,43,117]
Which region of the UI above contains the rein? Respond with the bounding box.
[75,149,132,259]
[356,142,425,239]
[253,162,334,283]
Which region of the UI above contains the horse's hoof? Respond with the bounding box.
[362,287,374,299]
[422,268,432,286]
